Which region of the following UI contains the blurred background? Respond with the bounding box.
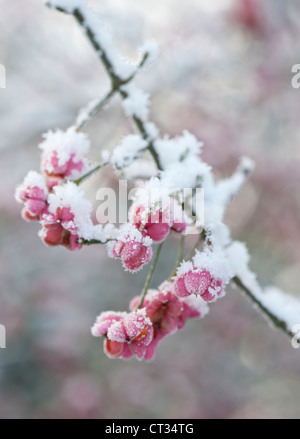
[0,0,300,419]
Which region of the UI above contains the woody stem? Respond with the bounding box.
[232,276,294,340]
[136,243,163,309]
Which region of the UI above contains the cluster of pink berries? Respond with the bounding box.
[131,203,187,242]
[15,129,92,251]
[16,129,233,362]
[39,200,84,252]
[91,282,208,361]
[91,247,233,361]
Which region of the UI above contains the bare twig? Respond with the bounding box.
[74,162,108,185]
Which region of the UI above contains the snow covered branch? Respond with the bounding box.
[233,276,295,339]
[75,89,116,132]
[14,1,300,363]
[44,1,300,344]
[227,241,299,339]
[47,1,162,170]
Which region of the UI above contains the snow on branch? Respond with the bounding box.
[46,0,85,14]
[214,157,256,215]
[46,2,300,344]
[15,2,300,363]
[111,135,148,170]
[47,1,163,170]
[260,287,300,334]
[47,1,135,81]
[227,241,297,338]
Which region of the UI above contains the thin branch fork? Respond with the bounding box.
[47,3,162,170]
[73,7,162,169]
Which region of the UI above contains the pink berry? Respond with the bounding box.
[174,276,190,298]
[112,238,153,273]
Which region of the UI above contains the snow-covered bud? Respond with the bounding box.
[15,171,48,221]
[174,269,213,299]
[39,207,83,251]
[39,128,90,187]
[173,249,234,303]
[91,309,153,361]
[130,204,170,243]
[91,311,128,338]
[39,182,96,251]
[109,225,153,273]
